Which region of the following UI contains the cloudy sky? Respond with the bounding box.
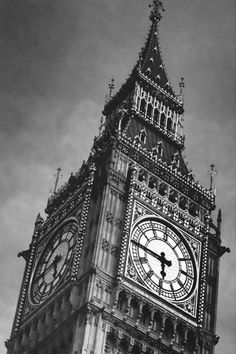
[0,0,235,352]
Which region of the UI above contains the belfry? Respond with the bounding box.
[6,1,229,353]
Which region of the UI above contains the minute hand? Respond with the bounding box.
[132,240,172,267]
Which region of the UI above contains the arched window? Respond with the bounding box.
[159,182,168,196]
[147,103,153,118]
[148,176,157,189]
[153,311,163,333]
[130,298,139,320]
[186,330,196,352]
[160,113,166,128]
[189,202,199,217]
[138,169,146,182]
[136,96,140,110]
[131,344,142,354]
[176,324,185,346]
[179,196,188,210]
[163,318,174,340]
[153,109,159,124]
[139,129,147,144]
[140,98,146,115]
[141,304,151,326]
[119,337,129,353]
[107,329,118,350]
[169,189,178,203]
[157,142,164,157]
[117,291,128,314]
[167,117,172,131]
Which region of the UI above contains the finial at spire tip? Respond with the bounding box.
[149,0,165,23]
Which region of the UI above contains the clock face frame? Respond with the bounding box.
[29,221,77,305]
[130,217,197,303]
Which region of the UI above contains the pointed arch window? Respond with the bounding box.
[130,298,139,320]
[163,317,174,340]
[117,291,128,314]
[157,142,164,157]
[176,324,185,346]
[136,95,140,110]
[141,304,151,326]
[138,169,146,182]
[167,117,173,131]
[119,337,129,353]
[131,344,142,354]
[140,98,146,115]
[139,129,147,144]
[160,113,166,129]
[147,103,153,118]
[153,311,163,333]
[153,108,159,125]
[148,176,157,189]
[186,330,196,352]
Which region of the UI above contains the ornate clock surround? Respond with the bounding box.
[125,200,202,318]
[29,219,78,306]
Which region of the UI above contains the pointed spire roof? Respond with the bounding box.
[103,0,183,115]
[138,0,174,96]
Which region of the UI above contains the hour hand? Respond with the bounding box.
[52,254,62,278]
[131,240,172,267]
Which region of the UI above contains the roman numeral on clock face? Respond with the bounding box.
[170,283,176,300]
[177,279,188,293]
[181,270,194,279]
[179,257,191,261]
[144,270,154,281]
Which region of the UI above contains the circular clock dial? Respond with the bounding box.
[30,221,77,305]
[130,218,197,302]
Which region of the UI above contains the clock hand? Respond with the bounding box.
[132,240,171,279]
[34,254,62,283]
[160,252,167,279]
[52,254,62,278]
[132,240,172,267]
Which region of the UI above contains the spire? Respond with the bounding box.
[149,0,165,23]
[208,162,216,191]
[138,1,175,97]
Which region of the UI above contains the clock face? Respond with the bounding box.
[130,217,197,302]
[30,221,77,305]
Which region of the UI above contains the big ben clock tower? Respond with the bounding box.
[6,1,229,353]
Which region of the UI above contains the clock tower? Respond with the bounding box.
[6,1,229,354]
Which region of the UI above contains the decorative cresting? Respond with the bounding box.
[117,163,137,279]
[10,214,44,334]
[117,136,215,211]
[45,159,93,217]
[71,162,96,282]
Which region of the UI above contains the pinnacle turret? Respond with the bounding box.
[137,1,175,97]
[149,0,165,23]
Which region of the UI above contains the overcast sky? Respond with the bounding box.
[0,0,235,352]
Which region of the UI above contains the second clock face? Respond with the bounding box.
[130,217,197,302]
[30,221,77,305]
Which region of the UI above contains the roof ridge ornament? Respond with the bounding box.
[149,0,165,23]
[208,162,217,192]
